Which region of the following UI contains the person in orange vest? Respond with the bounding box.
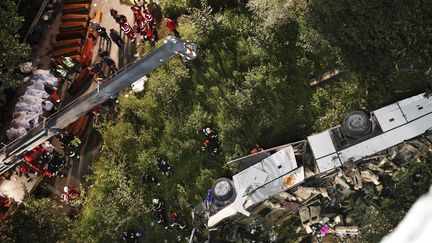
[164,18,180,37]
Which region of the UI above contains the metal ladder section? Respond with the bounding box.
[0,36,197,175]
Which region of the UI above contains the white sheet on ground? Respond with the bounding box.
[15,101,42,114]
[19,94,43,104]
[30,81,46,91]
[10,118,33,129]
[131,76,147,93]
[381,186,432,243]
[25,87,49,99]
[13,111,39,121]
[6,127,27,141]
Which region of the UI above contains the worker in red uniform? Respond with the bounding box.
[24,152,38,164]
[32,145,46,156]
[17,162,32,182]
[116,13,136,41]
[144,24,155,42]
[164,18,180,37]
[143,8,157,41]
[131,2,147,36]
[44,84,61,103]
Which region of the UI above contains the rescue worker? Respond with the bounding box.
[52,63,68,78]
[250,145,263,154]
[141,173,160,185]
[151,198,166,224]
[116,13,136,41]
[204,189,213,210]
[157,159,171,176]
[169,212,186,230]
[89,62,107,81]
[131,2,147,36]
[60,56,80,74]
[109,29,125,48]
[164,17,180,37]
[99,51,118,74]
[47,153,67,177]
[96,25,111,43]
[143,8,157,41]
[0,195,11,220]
[57,131,80,158]
[44,84,61,103]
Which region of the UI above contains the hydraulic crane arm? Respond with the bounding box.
[0,36,196,175]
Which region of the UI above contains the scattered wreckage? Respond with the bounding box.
[191,93,432,242]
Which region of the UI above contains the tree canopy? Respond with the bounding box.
[3,0,430,241]
[0,194,70,243]
[68,0,432,241]
[0,0,30,107]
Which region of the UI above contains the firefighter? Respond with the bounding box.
[250,145,263,154]
[99,51,118,74]
[151,198,167,224]
[164,18,180,37]
[109,29,125,48]
[169,212,186,230]
[0,195,11,219]
[89,62,107,81]
[52,63,68,78]
[96,25,111,43]
[142,24,155,43]
[47,153,67,177]
[57,131,80,158]
[157,159,171,176]
[141,173,160,186]
[60,56,80,73]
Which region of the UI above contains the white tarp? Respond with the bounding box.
[7,69,59,141]
[381,186,432,243]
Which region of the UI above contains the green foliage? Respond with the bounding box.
[70,0,432,241]
[0,0,30,106]
[159,0,189,18]
[302,0,432,93]
[273,215,303,243]
[0,195,70,243]
[308,78,366,131]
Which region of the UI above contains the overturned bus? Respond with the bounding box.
[191,93,432,242]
